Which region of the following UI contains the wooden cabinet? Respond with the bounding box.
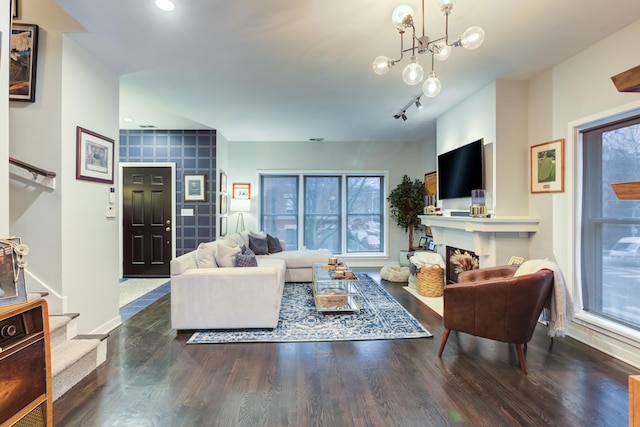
[0,299,52,427]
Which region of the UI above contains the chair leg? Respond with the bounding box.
[438,328,451,357]
[515,343,527,375]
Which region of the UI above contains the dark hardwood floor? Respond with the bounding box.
[54,269,636,426]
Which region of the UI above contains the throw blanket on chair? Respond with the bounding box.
[514,259,575,337]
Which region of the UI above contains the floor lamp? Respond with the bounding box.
[230,199,251,232]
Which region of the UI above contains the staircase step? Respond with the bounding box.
[51,337,106,401]
[49,313,80,349]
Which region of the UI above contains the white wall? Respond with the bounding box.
[528,18,640,368]
[436,83,497,212]
[226,137,436,265]
[9,0,120,334]
[0,4,10,236]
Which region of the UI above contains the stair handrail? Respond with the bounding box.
[9,156,57,179]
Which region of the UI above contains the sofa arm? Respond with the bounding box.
[457,265,518,283]
[171,251,198,276]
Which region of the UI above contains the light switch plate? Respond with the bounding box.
[106,205,116,218]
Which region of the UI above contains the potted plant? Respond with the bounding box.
[388,175,426,258]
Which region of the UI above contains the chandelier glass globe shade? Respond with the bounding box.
[373,56,391,75]
[461,26,485,50]
[391,5,414,29]
[433,42,452,61]
[402,58,424,85]
[422,72,441,97]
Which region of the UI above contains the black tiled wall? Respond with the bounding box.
[119,129,217,255]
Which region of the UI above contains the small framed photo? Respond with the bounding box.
[219,171,227,193]
[76,126,115,184]
[418,236,427,248]
[12,0,18,18]
[10,23,39,102]
[508,256,524,266]
[184,174,206,202]
[424,171,437,206]
[531,139,564,193]
[219,194,227,214]
[0,237,28,308]
[219,216,228,237]
[232,183,251,199]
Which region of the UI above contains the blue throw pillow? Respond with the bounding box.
[235,254,258,267]
[249,235,269,255]
[267,234,283,254]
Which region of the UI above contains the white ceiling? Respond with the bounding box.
[54,0,640,143]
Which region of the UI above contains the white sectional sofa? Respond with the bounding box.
[170,231,331,330]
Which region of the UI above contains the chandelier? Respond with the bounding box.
[373,0,485,98]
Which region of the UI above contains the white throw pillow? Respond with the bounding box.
[215,241,242,267]
[196,242,218,268]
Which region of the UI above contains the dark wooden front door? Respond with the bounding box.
[122,166,173,277]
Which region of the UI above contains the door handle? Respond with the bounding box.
[166,227,171,232]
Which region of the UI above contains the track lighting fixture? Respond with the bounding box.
[394,93,425,122]
[415,98,423,110]
[373,0,485,97]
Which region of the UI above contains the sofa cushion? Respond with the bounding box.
[196,241,219,268]
[235,254,258,267]
[241,244,255,256]
[227,233,246,247]
[267,234,283,254]
[270,249,332,269]
[249,235,269,255]
[215,240,242,267]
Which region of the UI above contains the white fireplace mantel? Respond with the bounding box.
[418,215,539,267]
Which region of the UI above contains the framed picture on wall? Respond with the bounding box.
[76,126,115,184]
[219,194,227,214]
[220,216,228,237]
[530,139,564,193]
[424,171,437,206]
[219,171,227,193]
[232,183,251,199]
[12,0,18,18]
[184,174,207,202]
[10,23,39,102]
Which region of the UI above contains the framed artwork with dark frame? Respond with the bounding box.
[219,171,227,193]
[232,183,251,199]
[76,126,115,184]
[12,0,18,18]
[531,139,564,193]
[184,174,207,202]
[219,216,228,237]
[219,194,228,214]
[10,23,39,102]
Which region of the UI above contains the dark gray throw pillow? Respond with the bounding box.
[235,254,258,267]
[267,234,283,254]
[249,235,269,255]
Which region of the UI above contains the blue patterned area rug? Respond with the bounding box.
[187,274,432,344]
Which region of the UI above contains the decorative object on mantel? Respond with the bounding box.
[388,175,426,252]
[611,181,640,200]
[0,237,29,307]
[611,64,640,93]
[470,189,488,217]
[10,23,39,102]
[530,139,564,193]
[373,0,484,96]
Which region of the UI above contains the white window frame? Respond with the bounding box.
[571,100,640,366]
[258,170,389,258]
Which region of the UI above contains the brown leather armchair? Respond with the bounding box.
[437,265,554,374]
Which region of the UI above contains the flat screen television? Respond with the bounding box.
[437,138,485,200]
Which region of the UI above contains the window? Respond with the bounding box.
[260,173,385,255]
[581,114,640,330]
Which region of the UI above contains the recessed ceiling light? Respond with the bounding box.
[155,0,175,12]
